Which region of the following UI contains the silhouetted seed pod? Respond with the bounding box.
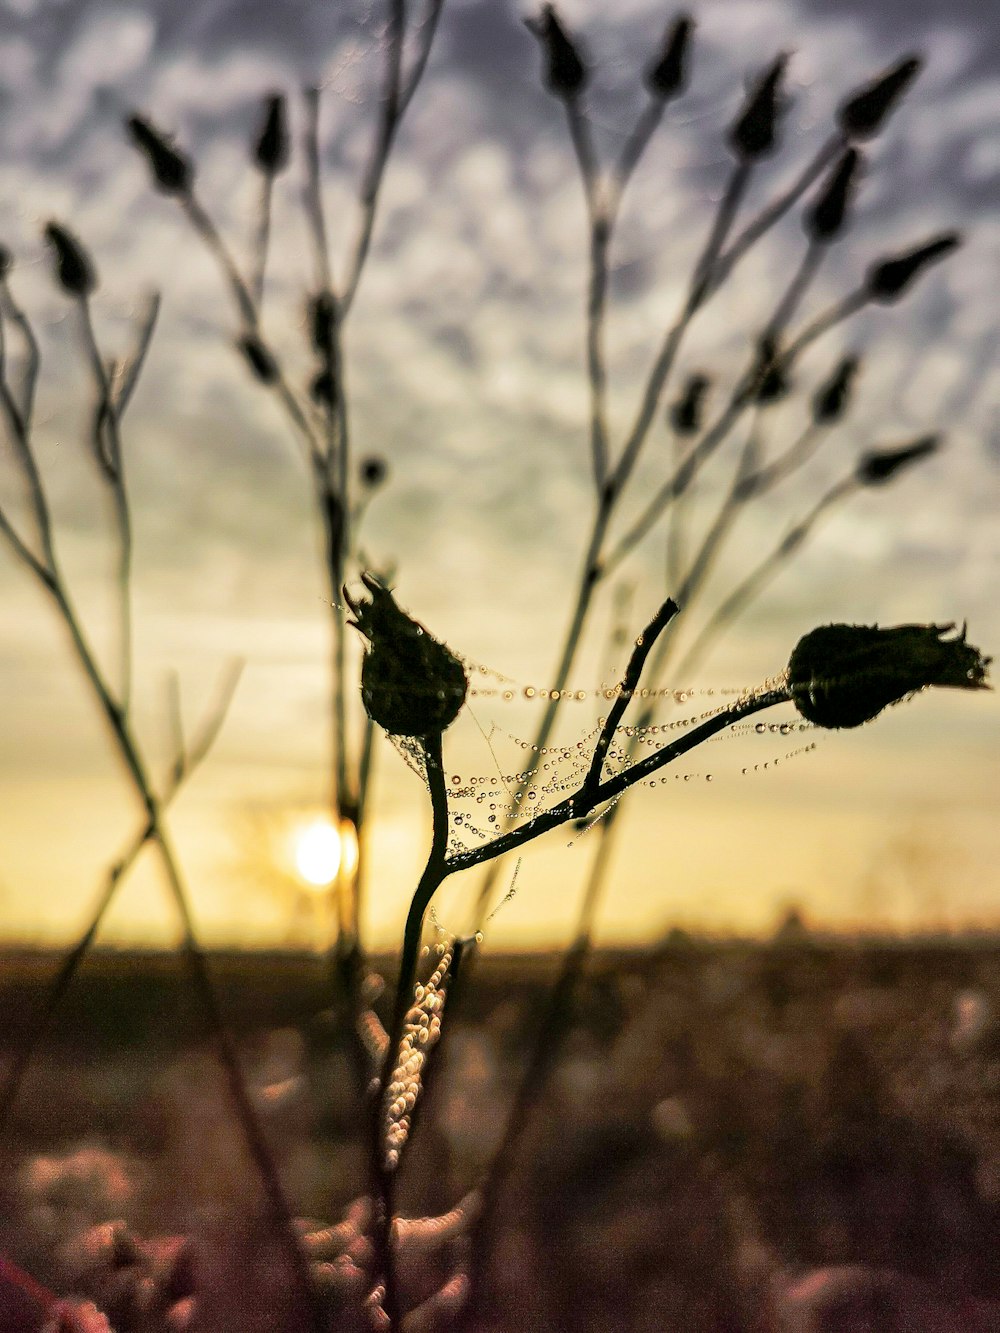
[526,5,588,100]
[644,15,694,100]
[669,372,710,434]
[805,148,862,243]
[0,244,11,277]
[788,621,990,729]
[838,55,922,140]
[345,573,468,737]
[310,369,338,407]
[729,54,788,161]
[238,333,278,384]
[309,291,337,358]
[254,93,289,175]
[44,222,97,297]
[812,355,859,424]
[127,115,193,196]
[360,456,388,487]
[865,232,961,303]
[748,336,789,405]
[856,435,938,485]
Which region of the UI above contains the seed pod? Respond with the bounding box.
[310,369,338,407]
[812,355,859,424]
[254,93,289,175]
[865,232,961,303]
[729,54,788,161]
[309,291,337,358]
[44,222,97,297]
[644,15,694,100]
[805,148,862,243]
[856,434,938,485]
[525,5,588,99]
[127,115,193,196]
[838,55,922,140]
[747,336,789,405]
[669,372,711,435]
[788,622,990,729]
[345,574,468,736]
[238,333,278,384]
[360,456,388,488]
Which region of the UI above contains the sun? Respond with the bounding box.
[293,818,342,888]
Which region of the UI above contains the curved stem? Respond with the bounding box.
[370,729,450,1330]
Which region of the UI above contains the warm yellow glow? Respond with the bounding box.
[294,819,342,887]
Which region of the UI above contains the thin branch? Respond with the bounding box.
[709,131,844,294]
[251,172,276,307]
[576,596,678,811]
[450,685,790,876]
[610,160,751,496]
[674,474,858,679]
[0,275,42,429]
[341,0,407,314]
[0,656,242,1142]
[180,192,323,465]
[399,0,446,116]
[79,296,134,710]
[114,292,162,416]
[371,728,450,1330]
[303,87,333,294]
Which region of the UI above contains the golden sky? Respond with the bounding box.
[0,0,998,949]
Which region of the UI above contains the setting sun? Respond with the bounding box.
[293,819,342,888]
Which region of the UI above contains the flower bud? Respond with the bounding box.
[254,93,289,175]
[525,5,588,100]
[838,55,922,140]
[805,148,862,243]
[856,434,938,485]
[345,574,468,737]
[127,114,193,196]
[812,355,859,424]
[309,291,337,359]
[669,373,710,435]
[238,333,278,384]
[728,54,789,161]
[644,15,694,100]
[360,456,388,488]
[310,369,338,407]
[746,336,789,405]
[788,621,990,729]
[865,232,961,303]
[44,222,97,297]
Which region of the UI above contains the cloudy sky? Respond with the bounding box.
[0,0,997,949]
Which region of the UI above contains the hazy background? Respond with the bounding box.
[0,0,997,949]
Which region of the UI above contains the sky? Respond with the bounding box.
[0,0,997,949]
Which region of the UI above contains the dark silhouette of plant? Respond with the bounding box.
[0,3,991,1331]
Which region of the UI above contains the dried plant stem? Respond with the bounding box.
[371,730,450,1330]
[709,132,844,294]
[1,318,321,1328]
[251,171,275,306]
[341,0,407,313]
[303,86,333,292]
[180,193,322,463]
[0,661,242,1141]
[674,473,858,680]
[79,296,134,710]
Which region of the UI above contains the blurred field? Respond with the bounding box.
[2,933,1000,1330]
